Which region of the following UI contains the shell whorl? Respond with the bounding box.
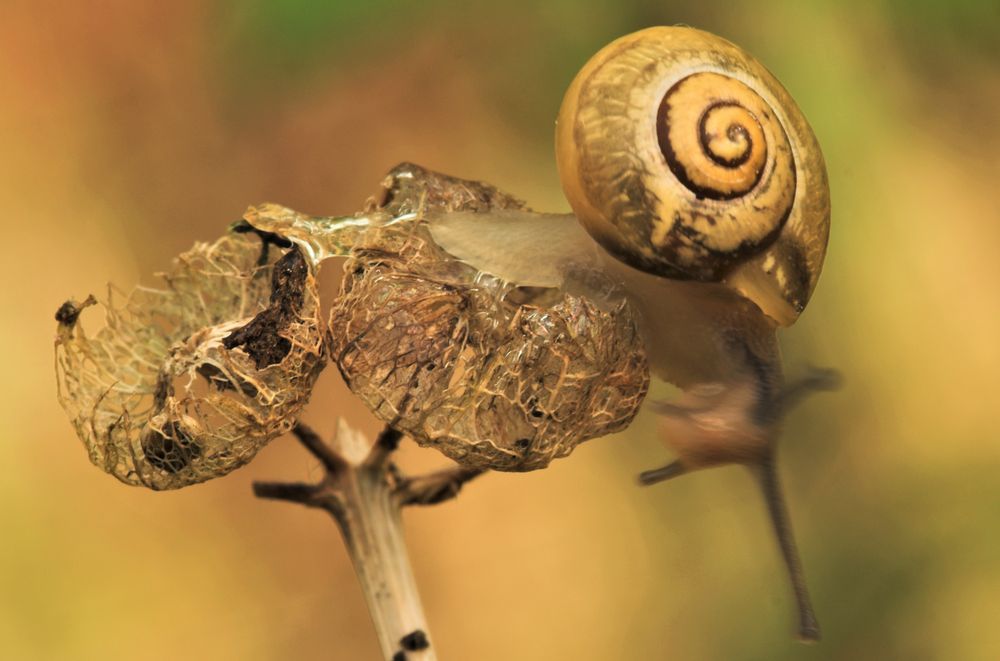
[556,27,830,326]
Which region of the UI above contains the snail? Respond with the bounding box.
[427,26,833,641]
[53,22,836,643]
[556,26,829,327]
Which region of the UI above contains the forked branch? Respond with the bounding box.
[253,421,484,661]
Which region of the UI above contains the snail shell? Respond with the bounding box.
[556,26,830,326]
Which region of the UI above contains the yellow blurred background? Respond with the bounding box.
[3,1,999,659]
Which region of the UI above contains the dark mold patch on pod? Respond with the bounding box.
[224,247,308,368]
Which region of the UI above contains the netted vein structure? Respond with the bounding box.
[56,163,651,486]
[326,164,650,471]
[55,233,325,489]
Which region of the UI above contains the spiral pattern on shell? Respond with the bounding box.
[658,73,787,201]
[556,27,830,326]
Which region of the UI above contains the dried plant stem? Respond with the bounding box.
[254,421,482,660]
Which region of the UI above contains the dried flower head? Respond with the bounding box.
[55,232,325,489]
[327,164,650,470]
[57,163,651,486]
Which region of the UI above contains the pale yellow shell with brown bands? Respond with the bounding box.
[556,26,830,326]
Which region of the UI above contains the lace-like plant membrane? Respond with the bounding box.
[56,231,325,490]
[56,163,649,485]
[247,163,650,472]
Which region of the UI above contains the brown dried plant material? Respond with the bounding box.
[56,163,650,486]
[55,233,325,490]
[237,203,379,264]
[327,164,651,471]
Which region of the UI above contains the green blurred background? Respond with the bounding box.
[3,1,999,659]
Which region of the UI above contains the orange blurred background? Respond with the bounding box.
[3,1,1000,659]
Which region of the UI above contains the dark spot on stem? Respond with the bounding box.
[400,630,429,651]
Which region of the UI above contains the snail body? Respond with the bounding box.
[430,209,772,387]
[429,26,833,642]
[555,27,832,642]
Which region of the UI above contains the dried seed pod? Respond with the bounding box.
[55,233,325,490]
[328,165,650,471]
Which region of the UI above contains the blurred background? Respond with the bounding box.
[2,0,999,659]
